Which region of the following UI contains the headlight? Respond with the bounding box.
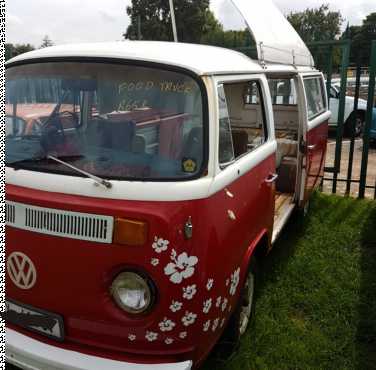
[111,271,153,314]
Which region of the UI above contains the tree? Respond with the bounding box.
[5,43,35,61]
[40,35,54,48]
[348,13,376,65]
[287,4,343,43]
[124,0,223,44]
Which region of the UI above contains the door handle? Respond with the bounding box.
[308,144,316,150]
[265,173,279,184]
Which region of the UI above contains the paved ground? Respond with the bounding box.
[323,137,376,199]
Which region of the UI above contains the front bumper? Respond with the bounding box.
[6,328,192,370]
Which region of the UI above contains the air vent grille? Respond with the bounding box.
[5,203,16,224]
[5,201,113,244]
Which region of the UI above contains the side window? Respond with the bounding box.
[218,85,235,165]
[268,79,297,105]
[304,76,327,120]
[218,80,267,165]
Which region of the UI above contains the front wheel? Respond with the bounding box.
[220,259,257,352]
[345,113,365,138]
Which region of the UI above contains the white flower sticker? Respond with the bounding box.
[216,297,222,308]
[203,320,211,332]
[220,318,226,328]
[206,278,214,291]
[159,318,176,332]
[203,298,212,314]
[230,268,240,296]
[221,298,228,312]
[165,338,174,345]
[164,250,198,284]
[152,237,169,254]
[170,300,183,313]
[179,331,187,339]
[128,334,136,341]
[145,331,158,342]
[182,284,197,300]
[182,311,197,327]
[212,318,219,332]
[151,258,159,267]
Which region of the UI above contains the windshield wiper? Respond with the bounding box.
[8,155,112,190]
[47,155,112,189]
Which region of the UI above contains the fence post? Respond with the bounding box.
[359,40,376,198]
[332,40,351,193]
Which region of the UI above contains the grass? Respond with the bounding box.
[202,193,376,370]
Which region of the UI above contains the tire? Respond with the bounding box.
[218,258,257,356]
[345,113,365,138]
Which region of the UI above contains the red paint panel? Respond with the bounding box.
[305,120,328,202]
[5,153,275,366]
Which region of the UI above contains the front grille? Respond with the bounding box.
[5,203,16,224]
[6,201,114,244]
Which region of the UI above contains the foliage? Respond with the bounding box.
[5,43,35,61]
[40,35,54,49]
[125,0,215,43]
[345,13,376,65]
[287,4,343,43]
[203,193,376,370]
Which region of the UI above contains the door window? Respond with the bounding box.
[304,76,327,120]
[218,80,267,166]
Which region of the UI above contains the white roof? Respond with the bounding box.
[6,41,263,76]
[232,0,314,66]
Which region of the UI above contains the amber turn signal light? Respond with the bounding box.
[114,218,148,246]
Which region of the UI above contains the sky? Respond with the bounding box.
[6,0,376,46]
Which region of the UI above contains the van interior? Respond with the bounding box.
[222,76,302,242]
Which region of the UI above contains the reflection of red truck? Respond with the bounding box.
[5,1,330,369]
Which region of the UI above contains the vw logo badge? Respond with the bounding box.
[7,252,37,290]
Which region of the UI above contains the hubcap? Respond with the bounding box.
[239,271,255,336]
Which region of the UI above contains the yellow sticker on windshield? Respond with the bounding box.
[182,158,197,173]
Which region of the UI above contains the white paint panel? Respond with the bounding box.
[5,201,114,244]
[6,328,192,370]
[231,0,314,66]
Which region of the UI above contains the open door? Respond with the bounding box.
[230,0,314,67]
[299,73,331,206]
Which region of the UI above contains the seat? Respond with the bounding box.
[231,129,248,158]
[276,138,298,168]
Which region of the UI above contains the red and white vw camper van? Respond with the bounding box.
[4,1,330,369]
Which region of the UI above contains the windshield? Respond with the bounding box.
[5,62,205,180]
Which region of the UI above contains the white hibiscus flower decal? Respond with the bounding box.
[229,268,240,296]
[152,237,169,254]
[165,338,174,345]
[212,318,219,332]
[145,331,158,342]
[182,311,197,327]
[170,300,183,313]
[206,278,214,291]
[203,298,212,314]
[221,298,228,312]
[159,318,176,332]
[203,320,211,332]
[151,258,159,267]
[179,331,187,339]
[164,249,198,284]
[182,284,197,300]
[128,334,136,341]
[220,318,226,328]
[216,296,222,308]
